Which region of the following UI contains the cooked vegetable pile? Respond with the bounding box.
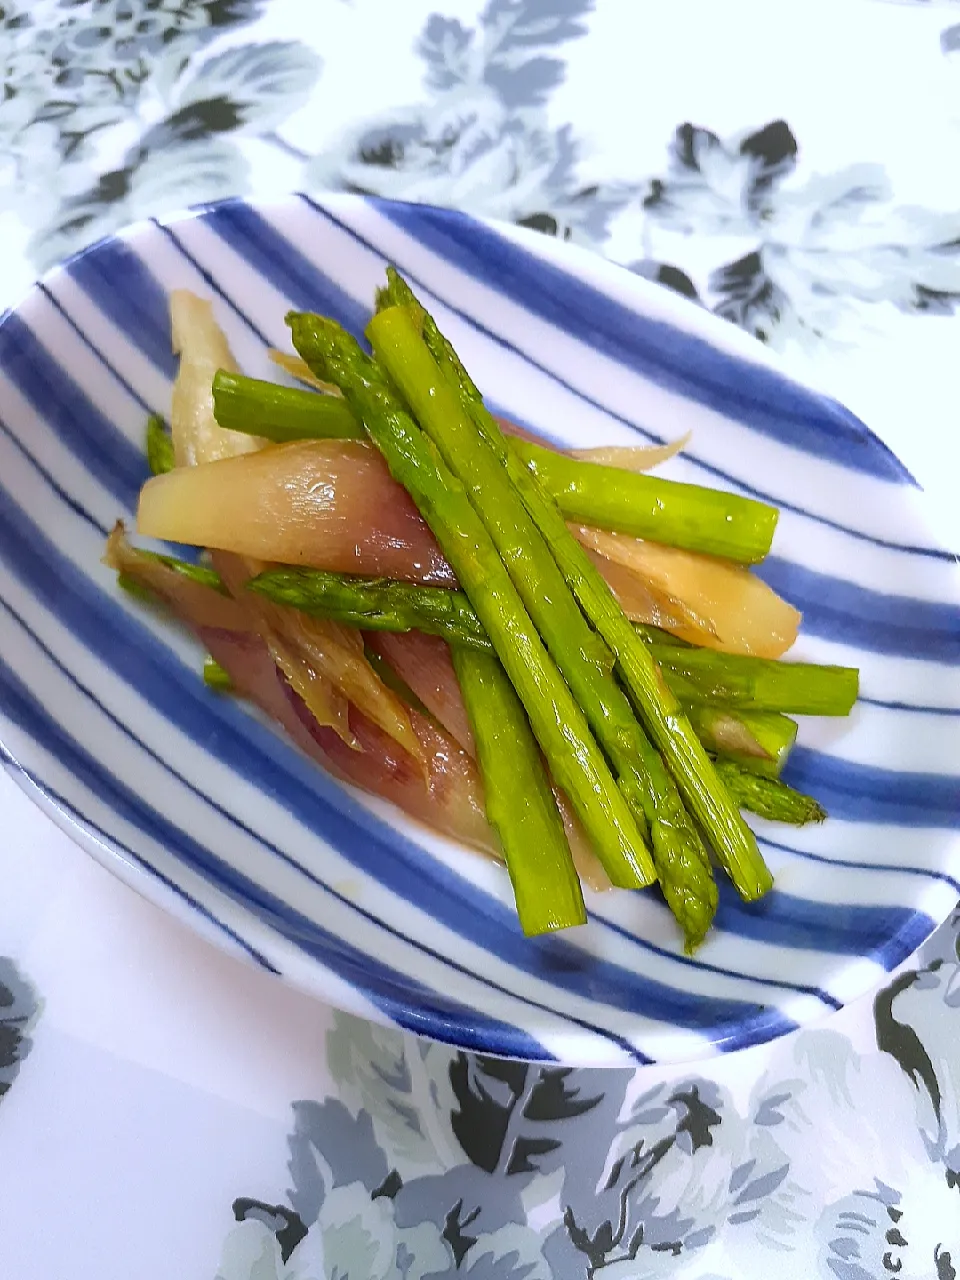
[105,272,859,951]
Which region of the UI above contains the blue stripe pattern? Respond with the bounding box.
[0,491,793,1045]
[61,237,179,380]
[377,200,915,482]
[758,558,960,662]
[0,192,956,1066]
[309,196,955,562]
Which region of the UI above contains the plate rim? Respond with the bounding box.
[1,189,958,1066]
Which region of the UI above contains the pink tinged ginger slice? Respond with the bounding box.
[138,440,456,586]
[200,626,495,855]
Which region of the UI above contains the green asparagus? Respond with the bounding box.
[686,706,797,778]
[249,565,853,722]
[623,732,718,952]
[146,413,175,475]
[249,567,490,650]
[368,317,622,734]
[362,643,433,719]
[128,548,228,595]
[716,762,826,825]
[213,370,363,443]
[368,302,724,938]
[373,274,770,901]
[117,571,157,603]
[451,646,587,935]
[650,646,859,716]
[211,366,776,563]
[288,311,655,891]
[203,656,234,691]
[509,439,776,563]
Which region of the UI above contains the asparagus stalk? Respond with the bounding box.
[650,646,859,717]
[686,706,797,778]
[634,624,693,648]
[716,762,826,825]
[249,568,490,651]
[375,275,770,902]
[509,439,776,563]
[451,646,587,935]
[624,732,718,952]
[367,632,586,935]
[368,308,669,789]
[362,643,432,716]
[203,656,234,691]
[288,312,654,891]
[211,368,776,564]
[117,571,157,603]
[369,297,721,942]
[122,547,228,595]
[146,413,175,476]
[250,567,854,720]
[213,370,364,443]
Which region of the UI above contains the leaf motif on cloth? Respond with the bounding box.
[0,956,40,1101]
[450,1055,604,1175]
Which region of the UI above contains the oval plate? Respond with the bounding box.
[0,193,958,1067]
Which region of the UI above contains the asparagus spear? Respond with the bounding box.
[288,312,654,891]
[213,370,363,443]
[451,646,587,935]
[146,413,175,475]
[117,571,157,604]
[509,439,776,563]
[250,567,855,719]
[375,276,770,902]
[650,646,859,717]
[634,624,693,648]
[686,706,797,778]
[368,311,650,773]
[203,656,234,691]
[622,731,718,952]
[366,633,586,934]
[716,762,826,825]
[121,547,228,594]
[370,304,726,939]
[362,643,432,716]
[249,567,490,650]
[211,368,776,564]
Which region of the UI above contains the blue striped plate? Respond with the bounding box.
[1,194,958,1067]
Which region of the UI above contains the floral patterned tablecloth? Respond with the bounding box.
[1,2,959,1277]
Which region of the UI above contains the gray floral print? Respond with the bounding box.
[215,911,960,1278]
[0,0,320,269]
[0,956,39,1100]
[636,120,960,348]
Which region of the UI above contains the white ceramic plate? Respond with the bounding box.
[0,193,957,1066]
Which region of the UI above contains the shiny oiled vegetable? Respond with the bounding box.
[214,551,424,762]
[164,291,427,759]
[169,290,266,467]
[371,274,769,905]
[452,645,587,936]
[370,304,695,872]
[111,282,859,948]
[576,526,801,658]
[289,310,655,893]
[203,627,495,853]
[212,368,778,563]
[372,283,721,945]
[138,440,457,586]
[138,436,798,657]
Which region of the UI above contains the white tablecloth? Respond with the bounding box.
[0,3,958,1276]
